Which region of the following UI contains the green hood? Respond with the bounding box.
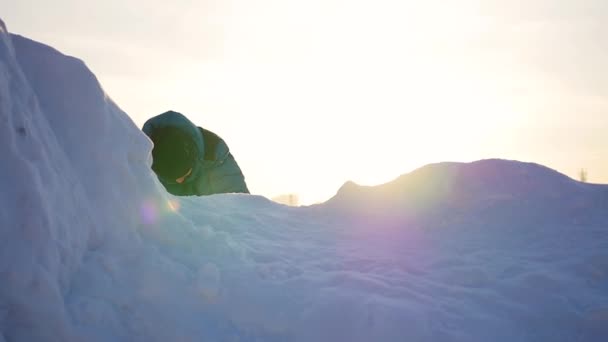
[143,110,248,196]
[142,110,206,163]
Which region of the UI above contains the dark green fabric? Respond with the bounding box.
[150,126,197,180]
[143,111,249,196]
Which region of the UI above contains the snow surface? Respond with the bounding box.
[1,19,608,342]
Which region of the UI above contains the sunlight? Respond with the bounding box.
[140,199,159,225]
[168,199,180,212]
[155,0,527,205]
[108,0,606,205]
[139,198,182,224]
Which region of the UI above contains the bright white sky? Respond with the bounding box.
[4,0,607,204]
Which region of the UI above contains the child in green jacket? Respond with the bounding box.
[143,110,249,196]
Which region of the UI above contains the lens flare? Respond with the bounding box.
[140,200,158,225]
[140,197,181,224]
[168,199,180,212]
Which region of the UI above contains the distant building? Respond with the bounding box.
[579,168,588,183]
[272,193,300,206]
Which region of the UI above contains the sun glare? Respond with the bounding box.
[101,0,606,204]
[139,198,182,224]
[168,199,180,212]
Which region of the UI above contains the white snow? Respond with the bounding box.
[1,19,608,342]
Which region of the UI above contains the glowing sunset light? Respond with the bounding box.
[168,199,180,212]
[140,200,159,225]
[6,0,607,204]
[139,197,181,224]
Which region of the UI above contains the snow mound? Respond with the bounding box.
[323,159,608,227]
[1,23,162,341]
[1,20,608,342]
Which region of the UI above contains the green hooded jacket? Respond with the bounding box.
[143,111,249,196]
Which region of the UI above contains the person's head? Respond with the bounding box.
[148,127,197,183]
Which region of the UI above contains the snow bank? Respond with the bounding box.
[1,19,608,342]
[0,21,162,341]
[323,159,608,227]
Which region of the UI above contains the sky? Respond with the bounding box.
[3,0,607,204]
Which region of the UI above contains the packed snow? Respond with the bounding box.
[1,19,608,342]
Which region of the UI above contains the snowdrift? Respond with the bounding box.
[0,19,160,341]
[322,159,608,227]
[1,19,608,342]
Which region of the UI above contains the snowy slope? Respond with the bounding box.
[322,159,608,227]
[1,19,608,342]
[0,20,161,341]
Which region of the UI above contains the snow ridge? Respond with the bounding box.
[0,22,162,341]
[323,159,608,226]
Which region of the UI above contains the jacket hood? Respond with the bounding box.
[142,110,205,163]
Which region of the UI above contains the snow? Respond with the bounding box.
[1,19,608,342]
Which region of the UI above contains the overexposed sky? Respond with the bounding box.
[4,0,607,204]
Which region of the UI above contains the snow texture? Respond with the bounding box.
[1,19,608,342]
